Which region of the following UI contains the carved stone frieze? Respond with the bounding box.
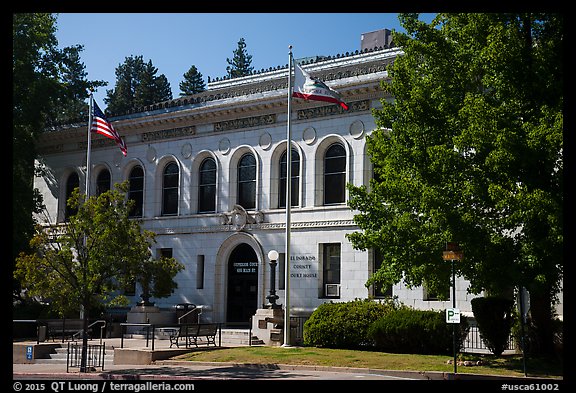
[219,205,265,231]
[296,100,370,121]
[155,216,356,235]
[214,114,276,132]
[141,125,195,142]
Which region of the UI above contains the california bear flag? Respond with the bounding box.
[292,63,349,110]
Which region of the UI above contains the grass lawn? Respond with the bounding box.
[171,346,563,379]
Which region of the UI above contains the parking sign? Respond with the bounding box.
[446,308,461,324]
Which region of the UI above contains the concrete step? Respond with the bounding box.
[35,344,114,365]
[219,329,264,346]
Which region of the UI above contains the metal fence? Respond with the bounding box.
[290,316,306,345]
[463,325,516,353]
[66,342,106,372]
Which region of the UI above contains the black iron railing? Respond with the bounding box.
[66,341,106,372]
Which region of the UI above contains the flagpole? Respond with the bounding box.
[80,89,94,325]
[86,89,94,197]
[283,45,293,347]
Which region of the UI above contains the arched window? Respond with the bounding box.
[279,148,300,208]
[198,157,216,213]
[237,153,256,209]
[64,172,79,221]
[128,166,144,218]
[162,162,179,216]
[324,143,346,205]
[96,169,111,196]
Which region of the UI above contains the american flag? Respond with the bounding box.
[91,100,127,156]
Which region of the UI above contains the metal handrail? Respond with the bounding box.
[119,322,156,350]
[71,319,107,344]
[177,307,203,324]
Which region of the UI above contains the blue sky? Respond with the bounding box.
[55,13,437,110]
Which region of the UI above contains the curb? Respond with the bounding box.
[155,360,562,381]
[14,360,564,381]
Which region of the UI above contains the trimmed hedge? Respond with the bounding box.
[367,307,469,355]
[471,296,515,356]
[303,299,397,349]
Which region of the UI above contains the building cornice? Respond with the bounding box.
[37,48,397,154]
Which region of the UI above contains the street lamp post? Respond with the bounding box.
[266,250,280,309]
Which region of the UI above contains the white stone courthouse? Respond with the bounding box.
[36,42,550,328]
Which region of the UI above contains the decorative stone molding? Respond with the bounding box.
[214,114,276,132]
[296,100,370,121]
[219,205,265,231]
[141,125,195,142]
[154,217,356,235]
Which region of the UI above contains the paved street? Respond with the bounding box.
[13,361,421,381]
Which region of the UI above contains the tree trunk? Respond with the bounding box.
[528,288,556,357]
[80,305,89,372]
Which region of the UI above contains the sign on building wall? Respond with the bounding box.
[290,254,317,279]
[233,261,258,274]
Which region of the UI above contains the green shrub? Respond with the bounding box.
[471,296,514,356]
[303,298,397,349]
[367,306,469,355]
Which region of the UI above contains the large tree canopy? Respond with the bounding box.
[15,181,184,371]
[13,13,105,299]
[347,13,562,355]
[15,182,184,316]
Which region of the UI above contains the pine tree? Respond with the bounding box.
[226,37,254,78]
[179,65,206,95]
[105,55,172,115]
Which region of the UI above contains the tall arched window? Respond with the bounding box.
[238,153,256,209]
[96,169,111,196]
[279,148,300,208]
[162,162,179,216]
[324,143,346,205]
[198,157,216,213]
[64,172,79,221]
[128,166,144,218]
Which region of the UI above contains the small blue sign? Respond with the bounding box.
[26,346,33,360]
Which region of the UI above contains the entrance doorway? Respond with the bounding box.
[226,243,258,326]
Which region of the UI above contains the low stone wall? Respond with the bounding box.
[13,342,61,364]
[113,348,189,365]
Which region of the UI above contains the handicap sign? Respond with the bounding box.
[26,346,33,360]
[446,308,461,324]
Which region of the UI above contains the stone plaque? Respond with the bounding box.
[259,132,272,150]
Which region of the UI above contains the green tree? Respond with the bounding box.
[13,13,105,300]
[346,13,562,356]
[14,182,184,370]
[179,65,206,95]
[105,55,172,115]
[226,37,253,78]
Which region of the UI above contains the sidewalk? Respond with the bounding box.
[13,338,564,382]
